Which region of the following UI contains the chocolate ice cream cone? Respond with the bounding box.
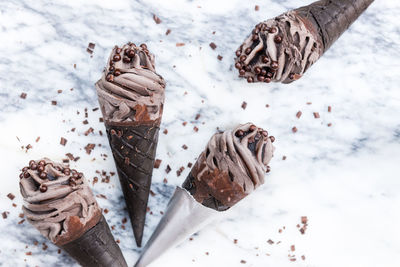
[135,123,275,266]
[96,42,166,247]
[235,0,374,83]
[19,158,127,267]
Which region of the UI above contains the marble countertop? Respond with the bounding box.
[1,0,400,266]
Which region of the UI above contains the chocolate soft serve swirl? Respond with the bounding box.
[96,42,165,124]
[19,159,101,246]
[183,123,275,211]
[235,12,322,84]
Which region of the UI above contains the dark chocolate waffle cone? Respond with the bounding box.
[106,121,160,247]
[60,215,127,267]
[295,0,374,52]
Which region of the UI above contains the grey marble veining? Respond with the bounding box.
[1,0,400,266]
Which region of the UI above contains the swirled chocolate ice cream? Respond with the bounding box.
[96,42,166,124]
[19,159,101,246]
[235,11,322,84]
[183,123,275,211]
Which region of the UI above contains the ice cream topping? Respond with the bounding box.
[235,11,322,84]
[96,42,166,124]
[19,159,101,246]
[184,123,275,210]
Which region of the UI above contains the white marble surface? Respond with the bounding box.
[1,0,400,266]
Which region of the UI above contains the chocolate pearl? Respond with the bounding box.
[106,74,114,82]
[245,47,252,55]
[264,77,272,83]
[39,172,47,179]
[254,67,261,74]
[269,27,277,33]
[22,167,28,172]
[23,172,30,178]
[19,173,24,179]
[239,69,246,76]
[123,56,131,63]
[116,48,122,54]
[262,130,269,137]
[235,62,242,69]
[260,69,267,76]
[269,136,275,142]
[235,50,241,57]
[274,35,282,43]
[262,56,269,63]
[113,54,121,62]
[266,72,273,78]
[266,166,271,173]
[239,55,246,62]
[257,75,265,82]
[40,184,48,192]
[114,70,121,76]
[245,65,251,72]
[37,165,45,172]
[127,49,136,58]
[247,76,254,83]
[140,43,147,49]
[249,125,257,132]
[235,129,244,137]
[271,61,278,70]
[78,173,83,178]
[29,160,35,166]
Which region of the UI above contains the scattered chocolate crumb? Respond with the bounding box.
[163,129,168,135]
[42,243,48,251]
[301,216,308,224]
[160,211,164,215]
[267,239,274,245]
[83,120,89,125]
[84,127,94,136]
[166,29,171,35]
[2,212,8,219]
[19,213,24,218]
[74,156,80,162]
[217,55,223,61]
[187,162,193,168]
[25,252,32,256]
[255,5,259,11]
[205,252,209,255]
[290,245,295,251]
[289,258,296,262]
[86,48,93,54]
[176,166,185,176]
[116,239,120,244]
[241,101,247,109]
[60,137,67,146]
[65,153,74,161]
[163,178,168,183]
[20,92,27,99]
[84,143,95,154]
[51,100,57,105]
[153,14,162,24]
[92,107,99,112]
[176,43,185,47]
[209,42,217,50]
[292,127,298,133]
[296,111,302,118]
[313,112,320,119]
[234,239,238,244]
[266,104,270,108]
[195,113,201,120]
[7,193,15,200]
[165,165,171,174]
[301,255,306,260]
[150,190,156,197]
[96,194,107,199]
[99,118,104,123]
[282,156,287,160]
[58,249,61,254]
[328,106,332,112]
[193,126,199,132]
[88,42,95,49]
[240,260,247,264]
[306,102,312,105]
[154,159,162,168]
[35,136,40,142]
[63,159,69,163]
[104,208,109,214]
[92,176,98,185]
[122,217,127,224]
[18,219,25,224]
[182,144,188,150]
[182,121,187,126]
[71,128,76,132]
[327,123,332,127]
[279,229,282,233]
